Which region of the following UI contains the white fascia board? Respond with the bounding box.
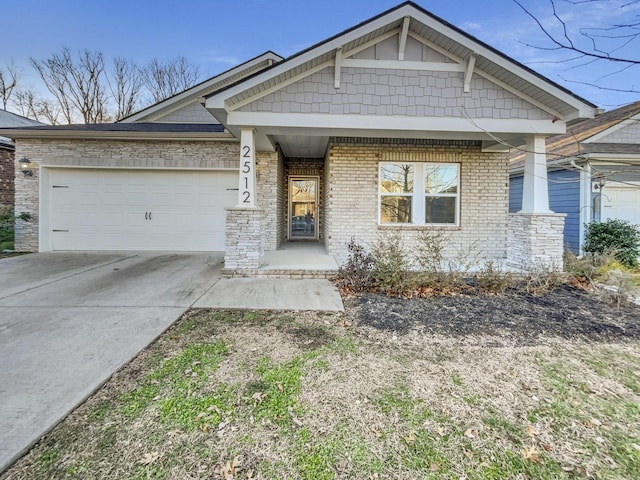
[227,111,566,135]
[206,6,415,110]
[124,52,283,123]
[583,113,640,143]
[409,10,596,119]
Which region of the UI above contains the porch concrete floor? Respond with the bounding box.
[261,242,339,271]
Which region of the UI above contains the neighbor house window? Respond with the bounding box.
[379,162,459,226]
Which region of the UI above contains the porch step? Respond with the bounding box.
[222,268,338,279]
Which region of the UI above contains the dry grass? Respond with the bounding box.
[2,308,640,480]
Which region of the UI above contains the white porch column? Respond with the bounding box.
[224,127,264,272]
[520,135,551,214]
[238,128,257,207]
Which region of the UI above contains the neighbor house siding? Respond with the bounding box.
[325,138,508,264]
[239,67,554,121]
[548,169,580,253]
[599,122,640,143]
[14,139,240,252]
[509,170,581,252]
[508,175,523,214]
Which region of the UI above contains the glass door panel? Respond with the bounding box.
[289,177,318,240]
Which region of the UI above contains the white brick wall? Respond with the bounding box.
[14,139,240,251]
[324,138,509,265]
[256,151,279,251]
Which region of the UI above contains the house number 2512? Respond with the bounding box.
[241,145,252,203]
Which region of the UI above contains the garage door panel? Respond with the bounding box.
[601,185,640,225]
[48,169,237,251]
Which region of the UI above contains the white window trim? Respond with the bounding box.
[378,162,460,227]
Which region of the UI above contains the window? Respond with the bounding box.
[379,162,459,226]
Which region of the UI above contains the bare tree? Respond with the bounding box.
[514,0,639,93]
[30,48,109,123]
[141,56,200,103]
[12,89,60,124]
[108,57,144,121]
[0,60,19,110]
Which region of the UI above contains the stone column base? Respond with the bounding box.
[507,213,566,271]
[224,207,264,270]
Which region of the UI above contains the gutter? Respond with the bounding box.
[0,130,238,142]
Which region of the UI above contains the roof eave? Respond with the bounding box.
[1,129,237,142]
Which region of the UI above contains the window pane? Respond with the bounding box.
[425,196,456,224]
[381,196,412,223]
[380,164,414,193]
[425,165,458,194]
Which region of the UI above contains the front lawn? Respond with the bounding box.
[3,295,640,479]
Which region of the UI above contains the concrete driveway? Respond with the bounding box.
[0,251,343,473]
[0,252,225,473]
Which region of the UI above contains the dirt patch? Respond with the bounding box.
[347,285,640,345]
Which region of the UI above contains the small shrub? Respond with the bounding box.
[414,229,448,272]
[338,238,374,292]
[0,209,32,251]
[474,261,515,294]
[371,232,411,294]
[584,219,640,268]
[523,264,567,295]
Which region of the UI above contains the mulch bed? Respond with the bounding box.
[347,285,640,345]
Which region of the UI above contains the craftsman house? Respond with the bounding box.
[1,2,597,273]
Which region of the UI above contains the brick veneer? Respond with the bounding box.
[0,148,14,210]
[324,138,509,265]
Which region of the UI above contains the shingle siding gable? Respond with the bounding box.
[239,66,554,120]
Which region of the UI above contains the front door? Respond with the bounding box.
[289,177,318,240]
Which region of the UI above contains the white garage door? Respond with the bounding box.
[48,169,238,251]
[601,184,640,225]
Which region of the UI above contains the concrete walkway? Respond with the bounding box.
[0,252,343,473]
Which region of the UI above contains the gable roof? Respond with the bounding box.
[206,1,596,122]
[121,51,283,123]
[0,109,43,149]
[509,101,640,170]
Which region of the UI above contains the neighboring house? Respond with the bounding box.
[0,110,43,210]
[510,101,640,254]
[0,1,597,272]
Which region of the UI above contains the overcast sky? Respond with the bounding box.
[2,0,639,111]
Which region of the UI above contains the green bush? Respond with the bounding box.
[583,219,640,268]
[0,209,32,251]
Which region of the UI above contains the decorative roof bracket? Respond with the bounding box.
[398,16,410,61]
[334,47,343,89]
[464,53,477,93]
